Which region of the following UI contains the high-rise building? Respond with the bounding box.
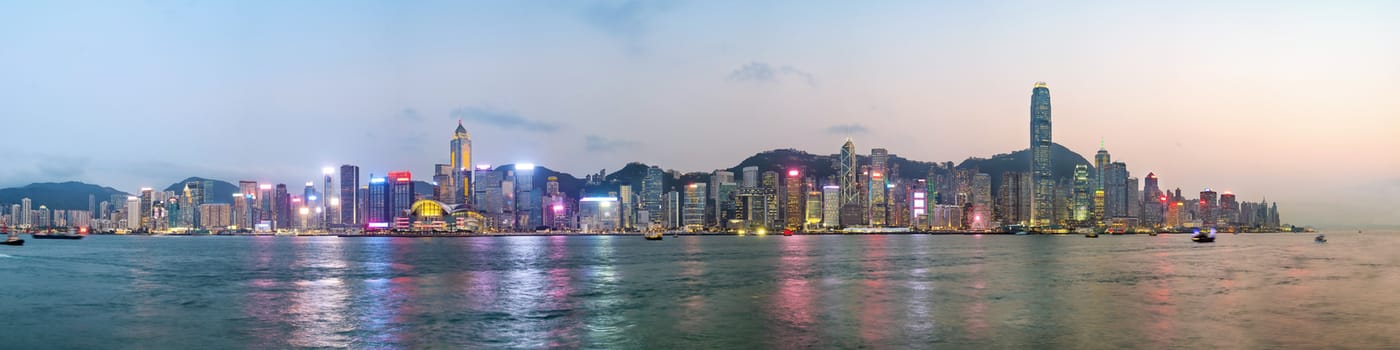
[388,171,414,228]
[1142,173,1163,226]
[839,139,858,209]
[711,170,736,227]
[433,163,453,203]
[641,166,664,227]
[19,198,31,228]
[451,121,473,206]
[742,166,759,188]
[514,164,537,230]
[1199,188,1219,227]
[1029,82,1054,227]
[619,184,634,229]
[1220,192,1239,226]
[784,169,803,229]
[125,196,140,230]
[1072,165,1091,223]
[997,171,1028,226]
[231,193,249,230]
[970,173,992,230]
[868,171,887,226]
[1127,177,1141,221]
[761,171,781,228]
[804,188,822,231]
[340,165,360,226]
[1104,162,1129,218]
[822,185,840,227]
[1095,141,1111,190]
[682,183,707,230]
[274,184,291,231]
[367,176,389,226]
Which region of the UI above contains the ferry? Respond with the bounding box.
[33,226,87,240]
[1191,228,1216,243]
[644,232,664,241]
[2,225,22,246]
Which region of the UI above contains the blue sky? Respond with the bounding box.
[2,1,1398,227]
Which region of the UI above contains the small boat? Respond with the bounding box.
[1148,231,1158,236]
[1191,229,1216,243]
[782,229,794,236]
[3,225,22,246]
[644,232,663,241]
[1315,234,1327,243]
[1014,231,1029,235]
[1085,231,1099,238]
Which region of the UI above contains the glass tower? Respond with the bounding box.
[1030,82,1054,227]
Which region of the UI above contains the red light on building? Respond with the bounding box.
[388,171,412,183]
[787,169,800,177]
[1159,196,1168,203]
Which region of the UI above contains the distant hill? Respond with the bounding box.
[956,143,1092,190]
[0,182,129,210]
[163,177,239,204]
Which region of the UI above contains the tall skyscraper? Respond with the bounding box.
[1029,82,1054,226]
[641,166,664,227]
[388,171,414,228]
[514,164,537,230]
[784,169,803,229]
[1095,141,1111,190]
[1105,162,1129,218]
[451,121,472,206]
[19,198,32,228]
[274,184,290,231]
[367,176,388,226]
[682,183,707,230]
[839,139,858,207]
[339,165,360,226]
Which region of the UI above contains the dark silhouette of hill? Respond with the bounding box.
[0,182,128,210]
[956,143,1092,190]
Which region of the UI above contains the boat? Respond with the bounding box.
[644,232,663,241]
[33,227,85,240]
[1315,234,1327,243]
[2,225,22,246]
[1014,231,1029,235]
[782,229,794,236]
[1148,230,1158,236]
[1191,228,1216,243]
[1084,231,1099,238]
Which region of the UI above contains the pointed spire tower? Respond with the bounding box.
[450,119,473,206]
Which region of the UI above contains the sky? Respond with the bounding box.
[1,0,1398,227]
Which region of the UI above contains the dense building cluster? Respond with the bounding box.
[0,83,1286,234]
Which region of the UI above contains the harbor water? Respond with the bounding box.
[1,232,1397,348]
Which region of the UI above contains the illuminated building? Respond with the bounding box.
[805,188,822,231]
[909,184,928,229]
[970,173,992,230]
[1126,177,1141,221]
[1094,141,1111,190]
[367,176,389,227]
[761,171,780,228]
[433,163,453,203]
[238,181,258,225]
[514,164,536,230]
[1092,189,1105,224]
[138,189,152,229]
[302,181,318,229]
[1198,188,1218,228]
[641,165,664,228]
[618,184,634,229]
[1029,82,1054,227]
[450,121,472,206]
[784,169,803,229]
[868,171,887,226]
[839,139,858,208]
[125,196,140,230]
[578,197,620,232]
[1218,192,1238,226]
[682,183,707,230]
[339,165,360,226]
[257,184,273,226]
[542,176,570,230]
[664,191,681,229]
[742,166,759,188]
[1072,165,1090,223]
[388,171,414,229]
[321,167,334,227]
[231,193,249,230]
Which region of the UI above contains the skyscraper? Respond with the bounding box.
[274,184,290,231]
[514,164,537,230]
[839,139,858,207]
[1029,82,1054,226]
[339,165,360,226]
[1095,141,1111,190]
[451,121,472,206]
[367,176,388,226]
[1072,165,1090,223]
[388,171,414,228]
[784,169,803,229]
[1105,162,1129,218]
[641,165,664,227]
[682,183,707,230]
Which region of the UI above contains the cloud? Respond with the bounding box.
[450,106,561,133]
[585,135,639,152]
[584,0,674,53]
[37,156,89,179]
[396,108,423,122]
[727,62,817,86]
[825,124,869,135]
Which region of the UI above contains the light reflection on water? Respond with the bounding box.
[3,232,1399,348]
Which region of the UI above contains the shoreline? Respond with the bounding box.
[79,230,1299,238]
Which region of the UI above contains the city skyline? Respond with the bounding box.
[2,1,1398,228]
